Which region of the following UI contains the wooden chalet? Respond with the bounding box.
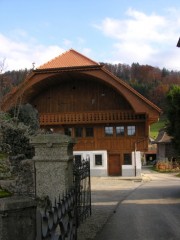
[1,49,162,176]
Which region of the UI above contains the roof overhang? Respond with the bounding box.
[1,50,162,124]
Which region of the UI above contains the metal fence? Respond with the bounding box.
[73,158,91,227]
[36,158,91,240]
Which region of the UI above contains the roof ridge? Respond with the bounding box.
[37,49,99,69]
[69,48,99,65]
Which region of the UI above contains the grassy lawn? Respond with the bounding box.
[150,115,167,139]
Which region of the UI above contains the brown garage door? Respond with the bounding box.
[108,154,121,176]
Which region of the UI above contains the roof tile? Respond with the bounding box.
[38,49,99,69]
[155,129,172,143]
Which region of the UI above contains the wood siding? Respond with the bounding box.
[31,78,132,113]
[73,124,148,152]
[44,123,148,153]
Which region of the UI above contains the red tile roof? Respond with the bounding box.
[38,49,99,69]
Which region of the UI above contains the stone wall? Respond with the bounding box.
[0,197,36,240]
[0,133,76,240]
[0,154,35,197]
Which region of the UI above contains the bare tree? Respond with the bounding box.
[0,58,7,111]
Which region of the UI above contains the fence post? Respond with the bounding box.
[30,133,76,202]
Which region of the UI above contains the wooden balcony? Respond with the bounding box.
[39,111,146,126]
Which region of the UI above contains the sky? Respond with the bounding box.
[1,0,180,71]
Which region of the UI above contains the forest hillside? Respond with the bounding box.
[102,62,180,111]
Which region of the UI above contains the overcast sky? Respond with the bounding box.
[1,0,180,71]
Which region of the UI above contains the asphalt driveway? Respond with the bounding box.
[78,167,180,240]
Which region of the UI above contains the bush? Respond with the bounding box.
[9,103,39,134]
[0,106,38,158]
[2,125,34,158]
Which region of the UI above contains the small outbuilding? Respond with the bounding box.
[155,129,176,161]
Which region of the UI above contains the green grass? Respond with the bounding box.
[150,115,167,139]
[0,188,12,198]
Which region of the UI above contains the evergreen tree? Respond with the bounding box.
[166,85,180,155]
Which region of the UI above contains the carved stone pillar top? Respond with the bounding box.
[30,133,75,145]
[30,133,76,161]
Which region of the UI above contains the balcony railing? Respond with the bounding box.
[39,111,146,125]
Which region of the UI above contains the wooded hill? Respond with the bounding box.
[1,63,180,112]
[101,62,180,111]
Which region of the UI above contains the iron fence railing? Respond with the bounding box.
[36,158,91,240]
[73,158,91,227]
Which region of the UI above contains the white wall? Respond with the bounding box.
[122,151,142,177]
[74,150,142,177]
[74,150,108,176]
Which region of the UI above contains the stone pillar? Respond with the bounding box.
[0,197,36,240]
[30,134,76,202]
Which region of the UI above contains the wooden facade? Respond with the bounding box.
[1,49,162,176]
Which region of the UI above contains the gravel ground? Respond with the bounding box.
[77,177,143,240]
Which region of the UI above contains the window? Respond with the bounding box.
[105,126,113,136]
[116,126,125,136]
[95,154,103,166]
[85,127,94,137]
[124,153,132,165]
[64,127,72,136]
[127,126,136,136]
[75,127,83,137]
[74,155,82,164]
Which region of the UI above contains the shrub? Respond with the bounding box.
[0,105,39,158]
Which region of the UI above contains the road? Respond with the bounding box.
[94,167,180,240]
